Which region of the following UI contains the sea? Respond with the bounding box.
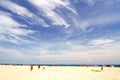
[0,63,120,67]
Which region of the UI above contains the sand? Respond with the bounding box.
[0,65,120,80]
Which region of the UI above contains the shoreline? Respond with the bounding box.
[0,64,120,67]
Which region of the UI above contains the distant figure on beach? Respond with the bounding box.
[43,66,45,70]
[101,67,103,70]
[30,65,33,71]
[38,65,40,69]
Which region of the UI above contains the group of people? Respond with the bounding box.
[30,65,45,71]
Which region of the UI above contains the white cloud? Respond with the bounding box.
[0,0,49,27]
[28,0,77,28]
[0,46,25,59]
[0,0,31,17]
[79,13,120,30]
[0,11,34,44]
[0,39,119,63]
[84,0,96,6]
[0,46,36,63]
[74,0,96,6]
[90,39,114,45]
[27,41,120,64]
[0,12,20,28]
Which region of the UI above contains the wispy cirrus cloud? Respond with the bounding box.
[23,41,120,64]
[0,46,24,58]
[0,0,49,27]
[0,46,31,63]
[0,11,34,44]
[82,0,96,6]
[28,0,77,28]
[90,39,114,45]
[79,13,120,30]
[0,0,120,64]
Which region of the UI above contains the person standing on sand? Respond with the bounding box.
[43,66,45,70]
[30,65,33,71]
[101,66,103,70]
[38,65,40,69]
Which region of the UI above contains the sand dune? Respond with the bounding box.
[0,65,120,80]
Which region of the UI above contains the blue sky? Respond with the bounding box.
[0,0,120,64]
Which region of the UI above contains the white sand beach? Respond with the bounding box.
[0,65,120,80]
